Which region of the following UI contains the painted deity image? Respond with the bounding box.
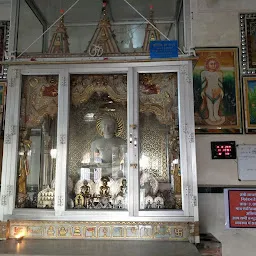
[243,77,256,133]
[193,48,241,133]
[247,80,256,125]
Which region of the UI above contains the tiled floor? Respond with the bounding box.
[0,239,201,256]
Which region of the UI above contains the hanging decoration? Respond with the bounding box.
[47,9,70,54]
[86,0,120,55]
[142,5,161,52]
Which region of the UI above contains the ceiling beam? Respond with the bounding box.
[60,20,175,27]
[25,0,48,52]
[25,0,48,27]
[175,0,183,22]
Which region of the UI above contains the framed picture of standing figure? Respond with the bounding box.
[0,21,9,79]
[193,47,242,134]
[243,77,256,133]
[240,13,256,75]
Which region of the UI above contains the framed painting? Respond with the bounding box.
[0,21,9,80]
[243,77,256,133]
[193,47,242,134]
[240,13,256,75]
[0,81,6,133]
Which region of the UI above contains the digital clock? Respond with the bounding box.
[211,141,237,159]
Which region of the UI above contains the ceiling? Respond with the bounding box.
[29,0,181,24]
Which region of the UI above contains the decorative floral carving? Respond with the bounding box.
[1,195,7,206]
[4,134,11,144]
[22,75,58,128]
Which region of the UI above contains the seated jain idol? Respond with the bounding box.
[90,115,127,179]
[71,115,128,210]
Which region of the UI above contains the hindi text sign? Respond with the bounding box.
[150,40,178,59]
[225,189,256,228]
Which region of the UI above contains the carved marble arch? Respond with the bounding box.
[20,75,59,129]
[71,74,127,106]
[139,73,178,125]
[70,73,178,126]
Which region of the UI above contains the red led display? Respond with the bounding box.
[211,141,236,159]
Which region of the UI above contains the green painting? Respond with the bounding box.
[193,48,241,134]
[243,77,256,133]
[0,82,6,108]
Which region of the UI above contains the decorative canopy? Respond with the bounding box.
[142,5,161,52]
[48,10,70,54]
[86,1,120,55]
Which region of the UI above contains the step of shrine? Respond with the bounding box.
[0,239,201,256]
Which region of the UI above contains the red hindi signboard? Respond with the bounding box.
[225,189,256,228]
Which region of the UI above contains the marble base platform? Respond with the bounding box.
[0,239,201,256]
[8,220,198,242]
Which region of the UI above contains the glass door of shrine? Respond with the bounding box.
[0,61,198,222]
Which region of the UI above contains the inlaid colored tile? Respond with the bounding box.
[174,227,184,238]
[45,226,56,237]
[0,222,8,240]
[112,226,124,238]
[98,226,111,238]
[8,221,193,241]
[139,226,153,238]
[126,226,138,238]
[154,225,171,239]
[27,226,43,238]
[57,226,71,237]
[72,226,83,237]
[11,226,27,238]
[84,226,97,238]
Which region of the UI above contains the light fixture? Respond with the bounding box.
[50,148,57,159]
[15,233,25,243]
[84,113,95,122]
[139,154,150,169]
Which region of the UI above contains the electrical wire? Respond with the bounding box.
[17,0,81,58]
[123,0,184,54]
[123,0,170,41]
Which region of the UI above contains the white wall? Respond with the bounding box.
[199,193,256,256]
[193,0,256,183]
[0,1,10,21]
[192,0,256,255]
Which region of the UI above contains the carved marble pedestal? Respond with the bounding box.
[0,221,9,240]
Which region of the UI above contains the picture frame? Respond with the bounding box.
[0,81,7,133]
[243,77,256,133]
[0,21,9,80]
[193,47,242,134]
[240,13,256,75]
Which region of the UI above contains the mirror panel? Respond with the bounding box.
[16,75,58,208]
[138,72,181,210]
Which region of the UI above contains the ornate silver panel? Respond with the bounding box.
[57,195,64,207]
[0,21,10,80]
[1,195,7,206]
[240,13,256,75]
[4,134,11,144]
[7,185,13,196]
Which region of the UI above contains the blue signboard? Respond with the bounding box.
[149,40,178,59]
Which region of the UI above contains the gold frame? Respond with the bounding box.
[240,13,256,75]
[243,77,256,133]
[0,81,6,110]
[193,47,241,134]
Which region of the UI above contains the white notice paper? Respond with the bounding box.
[237,145,256,180]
